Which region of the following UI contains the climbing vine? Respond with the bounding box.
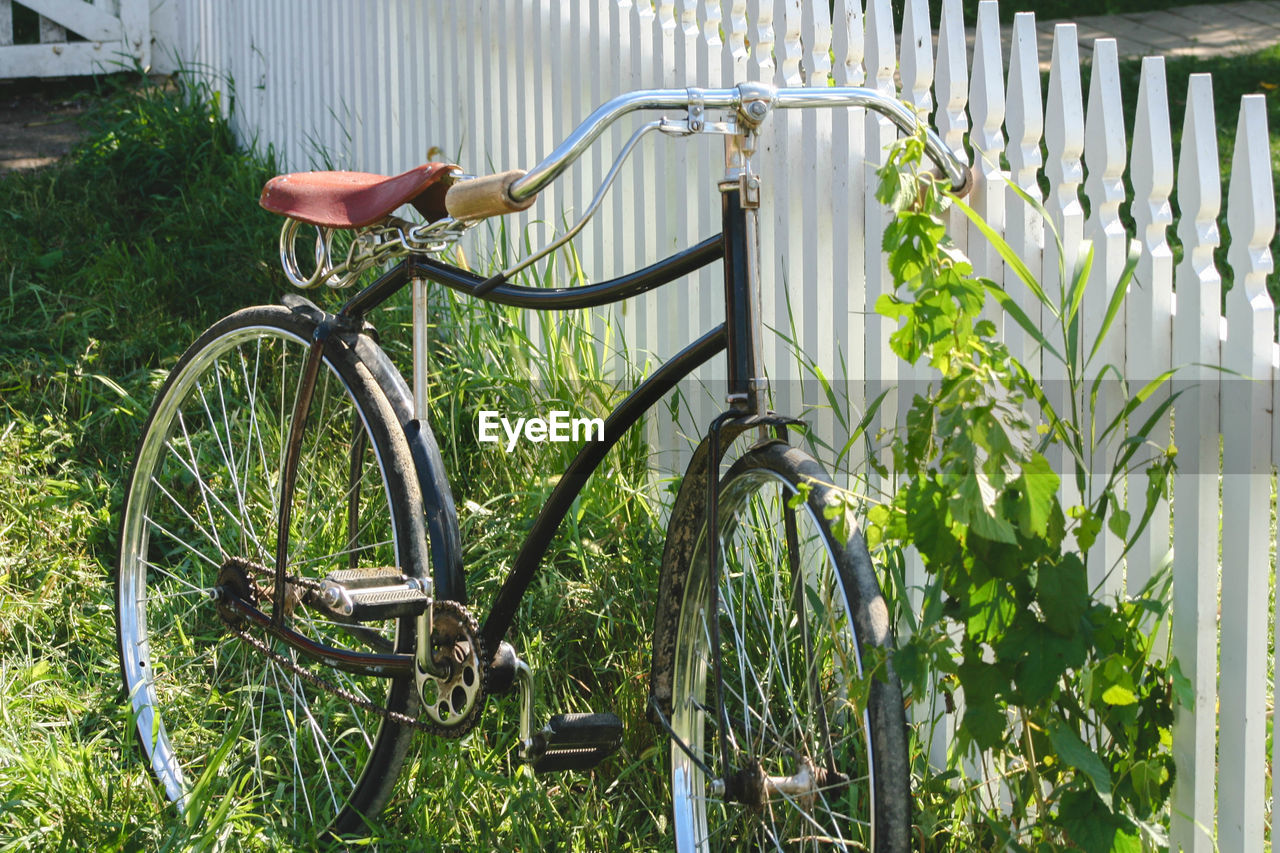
[869,135,1185,851]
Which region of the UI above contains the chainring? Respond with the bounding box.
[417,599,486,738]
[215,560,487,737]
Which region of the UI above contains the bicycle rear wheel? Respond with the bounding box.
[116,303,426,839]
[668,442,909,851]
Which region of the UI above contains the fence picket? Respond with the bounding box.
[799,0,835,462]
[864,0,896,492]
[830,0,865,451]
[746,0,777,417]
[629,0,655,374]
[648,0,681,472]
[770,0,804,426]
[967,0,1004,324]
[702,0,733,390]
[1003,12,1043,378]
[1219,94,1275,853]
[935,0,969,265]
[1170,73,1222,853]
[606,0,631,359]
[1043,24,1085,526]
[1082,38,1127,597]
[896,0,945,770]
[668,0,701,474]
[1125,62,1175,606]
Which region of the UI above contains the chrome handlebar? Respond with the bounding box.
[506,82,972,204]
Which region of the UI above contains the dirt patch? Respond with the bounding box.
[0,78,93,175]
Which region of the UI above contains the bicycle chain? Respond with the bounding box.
[219,560,484,738]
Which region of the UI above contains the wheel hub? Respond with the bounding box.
[215,558,257,628]
[724,754,841,811]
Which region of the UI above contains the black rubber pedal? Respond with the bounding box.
[346,586,430,621]
[323,567,405,589]
[532,713,623,774]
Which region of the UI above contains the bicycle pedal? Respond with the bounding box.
[531,713,623,774]
[323,567,406,589]
[318,569,429,621]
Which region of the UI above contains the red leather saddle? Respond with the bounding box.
[259,162,458,228]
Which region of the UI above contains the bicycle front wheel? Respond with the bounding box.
[668,442,909,851]
[116,303,426,839]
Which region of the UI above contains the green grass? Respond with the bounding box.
[0,74,285,850]
[879,0,1209,26]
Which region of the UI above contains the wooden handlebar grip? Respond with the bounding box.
[444,170,537,220]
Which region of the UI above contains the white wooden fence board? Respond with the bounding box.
[800,0,834,463]
[967,1,1004,330]
[1170,73,1222,853]
[864,0,896,497]
[1219,94,1275,853]
[1043,24,1086,533]
[695,0,724,394]
[1125,56,1175,611]
[830,0,866,451]
[1003,12,1043,379]
[0,39,121,75]
[1082,38,1127,597]
[771,0,804,430]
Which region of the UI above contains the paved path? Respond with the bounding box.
[1030,0,1280,65]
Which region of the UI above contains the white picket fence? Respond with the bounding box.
[162,1,1277,849]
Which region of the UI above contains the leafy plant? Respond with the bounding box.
[869,134,1183,850]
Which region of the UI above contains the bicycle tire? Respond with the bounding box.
[116,302,428,840]
[665,441,909,851]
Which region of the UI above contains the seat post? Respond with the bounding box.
[412,276,430,422]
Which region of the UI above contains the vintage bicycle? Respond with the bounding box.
[115,83,968,850]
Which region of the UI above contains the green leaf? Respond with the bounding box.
[1127,758,1171,811]
[1058,785,1122,853]
[1112,828,1142,853]
[1107,508,1131,541]
[1014,452,1059,538]
[823,500,854,546]
[1070,505,1104,552]
[1101,683,1139,706]
[1064,241,1096,339]
[1048,720,1113,809]
[966,577,1018,643]
[951,470,1017,544]
[961,699,1007,752]
[1169,658,1195,708]
[1036,553,1089,637]
[1009,622,1086,705]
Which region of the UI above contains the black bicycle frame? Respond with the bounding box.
[252,186,759,677]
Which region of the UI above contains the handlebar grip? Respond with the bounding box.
[444,170,537,220]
